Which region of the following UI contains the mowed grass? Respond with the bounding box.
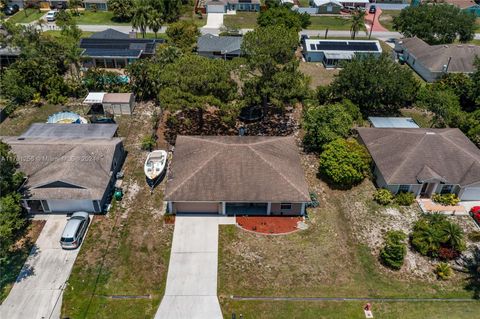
[61,104,174,319]
[307,16,352,31]
[73,11,131,25]
[7,9,45,24]
[379,10,400,31]
[218,156,478,317]
[223,12,258,29]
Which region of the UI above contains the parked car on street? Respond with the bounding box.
[60,211,90,249]
[45,10,58,22]
[470,206,480,226]
[369,5,377,14]
[3,4,19,16]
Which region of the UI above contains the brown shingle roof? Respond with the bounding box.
[357,128,480,186]
[165,136,310,202]
[398,37,480,73]
[0,137,122,200]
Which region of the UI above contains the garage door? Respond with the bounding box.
[175,202,219,214]
[461,187,480,201]
[48,200,94,213]
[207,4,225,13]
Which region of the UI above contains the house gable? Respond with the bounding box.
[34,180,86,189]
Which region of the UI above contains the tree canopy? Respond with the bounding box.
[166,20,200,52]
[393,4,476,44]
[318,138,371,188]
[257,6,310,31]
[241,25,309,108]
[330,55,419,115]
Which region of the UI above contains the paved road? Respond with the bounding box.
[155,215,235,319]
[0,215,83,319]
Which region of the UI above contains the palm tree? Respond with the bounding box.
[350,9,366,40]
[148,11,163,39]
[441,222,465,252]
[132,0,151,38]
[462,247,480,299]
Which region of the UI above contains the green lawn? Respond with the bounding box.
[61,105,174,319]
[218,159,479,317]
[223,12,258,29]
[73,11,131,25]
[7,9,45,24]
[307,16,352,31]
[401,108,433,128]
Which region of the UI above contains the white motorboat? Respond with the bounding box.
[144,150,168,188]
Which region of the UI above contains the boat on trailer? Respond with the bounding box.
[144,150,168,188]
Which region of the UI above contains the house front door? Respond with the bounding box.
[420,183,437,198]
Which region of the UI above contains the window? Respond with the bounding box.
[441,184,454,194]
[398,185,410,193]
[280,203,292,210]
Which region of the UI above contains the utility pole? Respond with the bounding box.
[368,8,377,40]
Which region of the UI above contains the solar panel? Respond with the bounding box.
[310,44,316,50]
[311,41,379,52]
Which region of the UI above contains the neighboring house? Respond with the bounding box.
[368,117,420,128]
[1,123,125,213]
[80,30,164,68]
[203,0,261,13]
[83,92,136,116]
[431,0,480,16]
[197,34,243,59]
[395,37,480,82]
[311,0,343,13]
[165,136,311,215]
[312,0,368,8]
[357,128,480,201]
[302,38,382,67]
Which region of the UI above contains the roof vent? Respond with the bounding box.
[426,132,436,135]
[17,137,25,140]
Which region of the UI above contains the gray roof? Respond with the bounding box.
[357,128,480,186]
[368,117,419,128]
[197,34,243,54]
[397,37,480,73]
[1,136,123,200]
[89,28,130,40]
[165,136,310,202]
[20,123,118,139]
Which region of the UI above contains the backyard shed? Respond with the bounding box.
[102,93,136,115]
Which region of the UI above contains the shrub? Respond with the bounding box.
[380,230,407,270]
[318,138,371,188]
[411,214,466,258]
[374,189,394,205]
[432,193,460,206]
[468,231,480,242]
[395,192,415,206]
[435,262,453,280]
[141,135,156,151]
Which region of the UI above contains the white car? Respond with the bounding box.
[45,10,57,22]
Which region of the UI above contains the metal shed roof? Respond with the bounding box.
[84,92,105,104]
[368,117,420,128]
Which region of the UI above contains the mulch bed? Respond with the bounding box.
[236,216,302,235]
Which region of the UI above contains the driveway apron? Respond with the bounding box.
[155,215,235,319]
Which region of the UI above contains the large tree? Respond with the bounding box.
[241,25,309,109]
[132,0,151,38]
[330,54,419,115]
[257,6,310,31]
[166,20,200,52]
[393,4,476,44]
[107,0,134,22]
[302,100,360,152]
[416,85,463,128]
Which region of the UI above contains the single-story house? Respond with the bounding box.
[197,34,243,59]
[80,30,164,68]
[311,0,343,13]
[205,0,261,13]
[83,92,136,115]
[395,37,480,82]
[1,123,125,213]
[302,38,382,67]
[165,136,311,215]
[312,0,368,8]
[357,128,480,201]
[368,117,420,128]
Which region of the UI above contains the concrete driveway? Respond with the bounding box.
[205,13,224,29]
[155,215,235,319]
[0,215,85,319]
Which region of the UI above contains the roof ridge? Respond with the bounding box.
[247,145,307,199]
[166,148,223,198]
[180,135,290,147]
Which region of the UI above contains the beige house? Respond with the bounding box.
[165,136,310,215]
[357,128,480,201]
